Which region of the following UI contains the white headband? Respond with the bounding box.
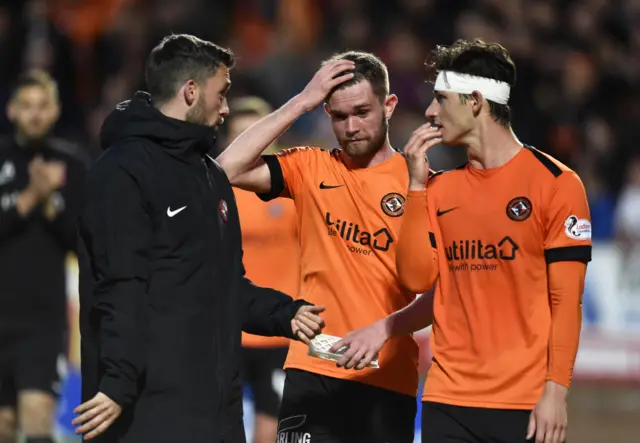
[434,71,511,104]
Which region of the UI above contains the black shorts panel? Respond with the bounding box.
[422,401,533,443]
[0,329,66,407]
[277,369,416,443]
[241,346,288,417]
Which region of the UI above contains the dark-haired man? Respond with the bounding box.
[334,40,590,443]
[72,34,329,443]
[217,51,422,443]
[0,70,87,443]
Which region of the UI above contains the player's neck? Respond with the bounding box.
[343,140,396,169]
[464,122,522,170]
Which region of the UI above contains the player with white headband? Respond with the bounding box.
[331,39,592,443]
[433,70,511,104]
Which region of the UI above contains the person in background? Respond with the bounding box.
[613,155,640,318]
[226,96,300,443]
[614,155,640,253]
[0,70,87,443]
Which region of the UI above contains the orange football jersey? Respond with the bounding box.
[400,146,592,408]
[260,147,419,397]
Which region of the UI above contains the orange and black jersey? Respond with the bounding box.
[398,145,591,409]
[258,147,420,397]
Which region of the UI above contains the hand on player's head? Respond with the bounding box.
[292,305,326,343]
[298,60,355,113]
[402,123,442,190]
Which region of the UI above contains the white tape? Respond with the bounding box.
[434,70,511,104]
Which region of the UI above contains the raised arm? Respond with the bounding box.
[0,156,63,239]
[396,123,442,292]
[44,156,87,252]
[216,59,355,193]
[396,190,439,293]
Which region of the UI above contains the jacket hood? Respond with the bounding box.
[100,91,216,158]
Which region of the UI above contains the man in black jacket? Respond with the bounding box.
[72,34,326,443]
[0,70,87,443]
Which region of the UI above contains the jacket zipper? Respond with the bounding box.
[201,156,225,441]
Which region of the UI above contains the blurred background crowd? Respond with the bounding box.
[0,0,638,442]
[1,0,640,245]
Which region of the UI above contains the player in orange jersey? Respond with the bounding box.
[332,40,591,443]
[226,96,301,443]
[217,54,421,442]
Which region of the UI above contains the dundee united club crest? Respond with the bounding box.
[506,196,532,222]
[380,192,405,217]
[218,199,229,222]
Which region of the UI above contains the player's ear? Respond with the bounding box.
[183,80,198,107]
[470,90,484,116]
[323,102,331,116]
[383,94,398,120]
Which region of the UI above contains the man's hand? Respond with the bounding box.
[29,157,66,199]
[72,392,122,440]
[291,305,326,343]
[296,60,355,112]
[329,319,389,370]
[402,123,442,190]
[526,381,568,443]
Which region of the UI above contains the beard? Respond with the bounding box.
[186,93,220,129]
[339,113,388,158]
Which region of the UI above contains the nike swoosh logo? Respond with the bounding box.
[167,206,187,217]
[319,181,344,189]
[436,207,458,217]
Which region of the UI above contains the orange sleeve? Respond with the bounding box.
[547,261,585,387]
[396,190,439,293]
[259,147,315,201]
[543,171,591,387]
[543,171,592,259]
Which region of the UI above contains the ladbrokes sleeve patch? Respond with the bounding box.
[543,171,592,263]
[563,215,592,241]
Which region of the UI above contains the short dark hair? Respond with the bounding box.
[425,39,516,127]
[323,51,390,103]
[145,34,235,106]
[10,69,59,102]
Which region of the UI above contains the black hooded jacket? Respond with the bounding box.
[77,92,306,443]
